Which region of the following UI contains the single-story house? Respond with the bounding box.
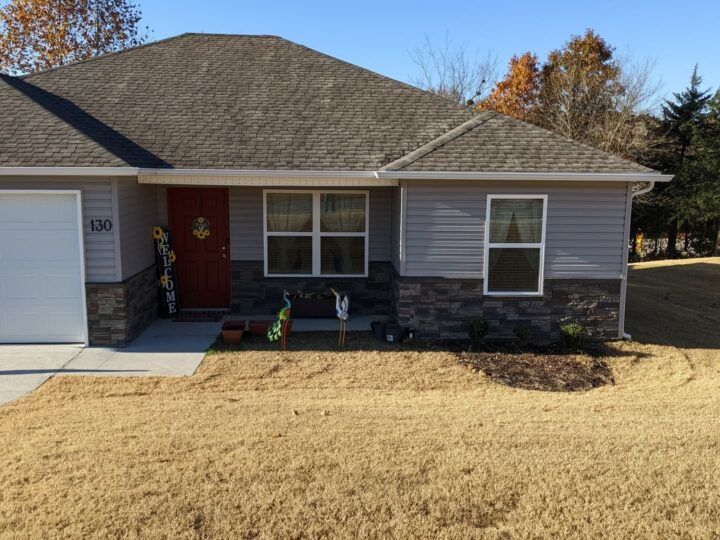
[0,33,671,346]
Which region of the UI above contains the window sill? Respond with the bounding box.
[483,291,545,297]
[265,273,368,279]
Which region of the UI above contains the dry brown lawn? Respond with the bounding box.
[1,259,719,538]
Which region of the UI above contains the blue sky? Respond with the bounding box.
[142,0,719,100]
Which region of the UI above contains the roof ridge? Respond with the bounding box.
[19,33,284,79]
[381,111,497,171]
[274,37,473,115]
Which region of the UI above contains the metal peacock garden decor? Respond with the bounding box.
[330,288,349,347]
[267,290,292,350]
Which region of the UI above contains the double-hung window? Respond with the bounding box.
[484,195,547,295]
[264,190,368,277]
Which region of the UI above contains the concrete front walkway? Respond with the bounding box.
[0,344,85,406]
[0,319,223,406]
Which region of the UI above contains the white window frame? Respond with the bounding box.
[263,189,369,277]
[483,194,548,297]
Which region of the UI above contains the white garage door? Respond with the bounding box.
[0,192,86,343]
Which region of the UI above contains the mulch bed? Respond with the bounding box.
[457,350,614,392]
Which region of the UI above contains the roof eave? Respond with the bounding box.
[0,167,673,183]
[375,171,673,182]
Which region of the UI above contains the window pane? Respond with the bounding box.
[487,248,541,293]
[320,193,366,232]
[267,236,312,274]
[266,193,313,232]
[489,199,543,243]
[321,236,365,274]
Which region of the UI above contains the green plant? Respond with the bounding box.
[560,322,587,349]
[512,324,530,345]
[468,319,488,343]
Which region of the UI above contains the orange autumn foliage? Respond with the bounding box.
[477,52,539,120]
[0,0,147,74]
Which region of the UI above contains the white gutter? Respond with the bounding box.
[375,171,673,182]
[0,167,139,176]
[0,167,673,183]
[620,180,657,340]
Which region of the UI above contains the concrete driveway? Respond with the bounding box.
[0,319,223,406]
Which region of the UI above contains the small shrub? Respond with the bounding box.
[512,324,530,345]
[468,319,488,343]
[560,322,587,349]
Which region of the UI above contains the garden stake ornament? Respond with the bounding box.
[330,288,349,346]
[267,290,292,350]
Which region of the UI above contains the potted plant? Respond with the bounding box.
[221,320,246,344]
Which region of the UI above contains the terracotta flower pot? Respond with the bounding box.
[221,320,246,344]
[249,320,272,337]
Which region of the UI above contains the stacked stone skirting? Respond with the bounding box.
[393,273,621,342]
[85,265,159,347]
[230,261,393,316]
[88,262,619,346]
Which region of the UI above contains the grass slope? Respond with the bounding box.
[0,259,718,538]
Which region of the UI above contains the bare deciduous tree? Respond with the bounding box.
[538,50,663,160]
[410,34,497,106]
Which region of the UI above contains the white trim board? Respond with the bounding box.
[263,189,370,278]
[0,167,672,184]
[482,194,548,297]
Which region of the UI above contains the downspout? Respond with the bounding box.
[620,181,655,339]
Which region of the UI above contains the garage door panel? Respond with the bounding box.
[0,192,85,343]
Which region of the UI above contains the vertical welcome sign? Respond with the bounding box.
[153,226,178,317]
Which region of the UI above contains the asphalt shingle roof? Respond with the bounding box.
[0,33,652,173]
[387,111,654,173]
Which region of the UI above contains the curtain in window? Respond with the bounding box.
[266,193,313,232]
[320,194,365,232]
[489,199,543,243]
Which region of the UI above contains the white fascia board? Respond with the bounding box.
[138,172,397,186]
[376,171,674,182]
[0,167,139,176]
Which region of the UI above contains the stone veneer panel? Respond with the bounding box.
[85,265,159,347]
[393,272,621,342]
[231,261,393,316]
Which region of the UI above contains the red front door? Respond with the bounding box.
[167,187,230,308]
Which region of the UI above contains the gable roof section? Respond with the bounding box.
[0,33,656,174]
[384,111,654,173]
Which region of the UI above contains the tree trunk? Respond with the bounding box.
[714,220,720,257]
[667,220,679,259]
[683,224,690,253]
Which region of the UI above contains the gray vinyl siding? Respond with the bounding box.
[227,187,392,262]
[369,187,391,261]
[390,186,402,272]
[229,187,263,260]
[0,176,118,282]
[117,179,158,280]
[404,180,629,279]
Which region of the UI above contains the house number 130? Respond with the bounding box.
[90,219,113,232]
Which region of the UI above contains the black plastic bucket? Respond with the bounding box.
[385,324,404,343]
